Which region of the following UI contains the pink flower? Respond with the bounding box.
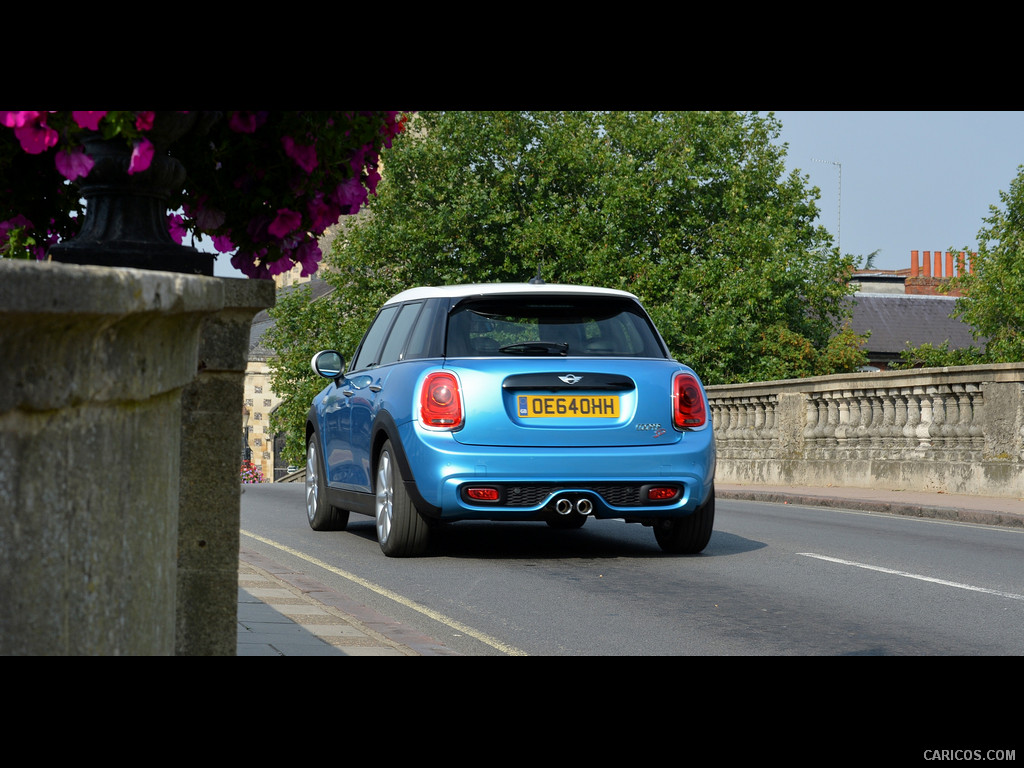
[333,176,368,214]
[212,234,234,253]
[295,239,322,277]
[54,146,94,181]
[232,250,264,279]
[228,111,268,133]
[247,212,272,241]
[72,111,107,130]
[381,112,406,147]
[365,165,381,195]
[1,109,408,280]
[348,143,369,174]
[0,214,33,239]
[194,201,226,231]
[268,208,301,238]
[1,111,36,128]
[0,214,46,259]
[282,135,318,173]
[128,138,154,174]
[266,255,294,277]
[12,112,58,154]
[307,193,339,234]
[167,213,187,244]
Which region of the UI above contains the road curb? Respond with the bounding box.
[716,489,1024,529]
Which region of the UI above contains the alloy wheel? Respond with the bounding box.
[305,440,318,524]
[375,450,394,545]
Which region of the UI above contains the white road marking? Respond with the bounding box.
[798,553,1024,601]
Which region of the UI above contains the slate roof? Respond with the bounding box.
[846,292,978,360]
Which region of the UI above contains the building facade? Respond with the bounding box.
[848,250,979,370]
[242,226,340,481]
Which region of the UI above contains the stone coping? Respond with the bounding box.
[707,363,1024,396]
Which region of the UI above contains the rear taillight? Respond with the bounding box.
[647,486,680,501]
[420,371,463,429]
[672,372,707,429]
[465,487,500,501]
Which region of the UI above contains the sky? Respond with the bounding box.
[773,110,1024,273]
[214,110,1024,279]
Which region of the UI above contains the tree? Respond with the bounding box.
[949,164,1024,361]
[267,111,867,463]
[263,279,356,466]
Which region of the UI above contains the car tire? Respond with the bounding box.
[653,485,714,554]
[375,439,431,557]
[305,434,350,531]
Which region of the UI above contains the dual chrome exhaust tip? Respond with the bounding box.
[555,496,593,516]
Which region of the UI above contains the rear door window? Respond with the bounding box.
[378,302,424,366]
[352,304,399,370]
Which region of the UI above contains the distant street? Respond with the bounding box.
[240,483,1024,656]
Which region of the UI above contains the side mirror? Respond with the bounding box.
[311,350,345,380]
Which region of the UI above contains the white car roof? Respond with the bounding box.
[384,283,640,305]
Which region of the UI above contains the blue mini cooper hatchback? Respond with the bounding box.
[305,283,716,557]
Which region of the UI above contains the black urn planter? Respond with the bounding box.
[48,111,215,276]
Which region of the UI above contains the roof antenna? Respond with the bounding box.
[528,265,545,284]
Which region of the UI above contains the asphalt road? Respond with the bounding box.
[240,482,1024,656]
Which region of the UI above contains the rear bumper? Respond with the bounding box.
[397,422,716,522]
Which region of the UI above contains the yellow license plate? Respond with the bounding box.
[517,395,620,418]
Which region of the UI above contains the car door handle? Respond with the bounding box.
[369,384,382,392]
[342,389,354,397]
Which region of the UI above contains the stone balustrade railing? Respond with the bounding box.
[706,363,1024,498]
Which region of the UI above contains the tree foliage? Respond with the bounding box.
[263,282,352,465]
[267,111,867,464]
[949,164,1024,361]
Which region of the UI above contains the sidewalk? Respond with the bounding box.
[237,547,461,657]
[235,484,1023,656]
[714,483,1024,529]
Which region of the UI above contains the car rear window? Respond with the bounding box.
[445,295,667,358]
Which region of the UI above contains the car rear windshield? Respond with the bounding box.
[445,295,667,358]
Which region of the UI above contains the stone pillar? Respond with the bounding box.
[982,381,1024,463]
[776,392,807,458]
[0,260,223,655]
[175,278,275,656]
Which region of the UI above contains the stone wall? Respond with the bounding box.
[0,261,274,655]
[176,279,275,655]
[0,262,222,655]
[707,363,1024,498]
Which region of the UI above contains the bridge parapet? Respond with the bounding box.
[707,364,1024,498]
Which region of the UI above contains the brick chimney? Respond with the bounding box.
[904,250,973,296]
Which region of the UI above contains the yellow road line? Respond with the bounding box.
[241,530,528,656]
